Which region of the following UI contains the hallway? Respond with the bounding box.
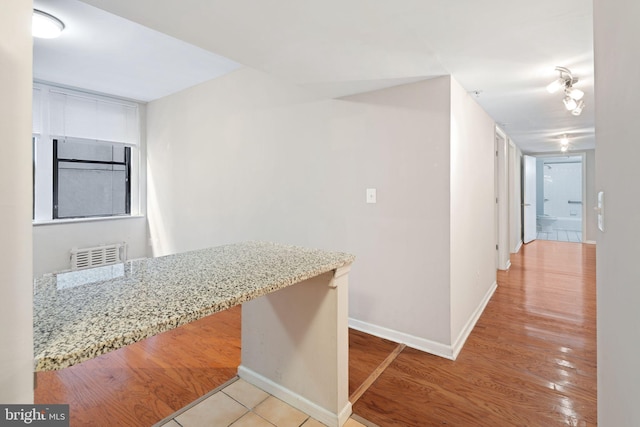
[352,240,596,425]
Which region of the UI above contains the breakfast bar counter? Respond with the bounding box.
[34,241,355,426]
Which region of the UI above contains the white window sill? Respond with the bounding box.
[33,215,145,226]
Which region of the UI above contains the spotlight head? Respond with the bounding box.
[546,78,565,94]
[566,87,584,101]
[561,145,569,153]
[563,96,577,111]
[571,100,585,116]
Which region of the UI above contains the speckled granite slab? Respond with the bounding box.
[34,241,355,372]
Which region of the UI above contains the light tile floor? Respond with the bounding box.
[155,378,374,427]
[537,229,582,242]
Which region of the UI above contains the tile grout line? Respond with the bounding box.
[224,392,278,427]
[349,343,406,405]
[155,371,383,427]
[151,376,240,427]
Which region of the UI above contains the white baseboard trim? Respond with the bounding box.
[349,281,498,362]
[513,240,523,254]
[348,318,455,360]
[584,240,596,245]
[451,281,498,359]
[237,365,351,427]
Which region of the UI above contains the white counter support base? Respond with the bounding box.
[239,265,352,427]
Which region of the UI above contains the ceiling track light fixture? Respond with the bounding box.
[547,66,585,116]
[33,9,65,39]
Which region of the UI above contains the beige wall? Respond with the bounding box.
[336,77,453,348]
[147,69,496,357]
[0,0,35,403]
[449,77,498,348]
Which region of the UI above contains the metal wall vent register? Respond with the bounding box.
[71,243,126,270]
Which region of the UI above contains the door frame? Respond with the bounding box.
[495,127,510,270]
[522,154,537,244]
[508,139,523,253]
[532,152,586,243]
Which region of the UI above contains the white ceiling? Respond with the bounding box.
[34,0,594,154]
[33,0,241,102]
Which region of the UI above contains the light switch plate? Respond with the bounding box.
[366,188,377,204]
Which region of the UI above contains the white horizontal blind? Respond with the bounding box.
[48,88,139,145]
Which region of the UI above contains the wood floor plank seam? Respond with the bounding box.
[349,343,406,405]
[351,241,596,426]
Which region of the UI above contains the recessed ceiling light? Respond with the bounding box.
[33,9,65,39]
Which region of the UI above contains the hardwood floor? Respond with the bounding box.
[348,329,403,402]
[353,240,596,426]
[35,240,596,426]
[35,306,242,426]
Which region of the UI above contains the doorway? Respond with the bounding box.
[535,155,584,242]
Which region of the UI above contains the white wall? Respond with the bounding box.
[0,0,34,403]
[449,78,497,348]
[33,217,148,277]
[584,149,597,243]
[594,0,640,424]
[541,160,583,219]
[336,77,453,347]
[147,69,497,357]
[146,67,330,254]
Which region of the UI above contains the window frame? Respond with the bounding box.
[32,82,142,224]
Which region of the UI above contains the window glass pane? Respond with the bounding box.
[59,161,113,171]
[54,140,130,219]
[57,140,116,162]
[112,147,125,163]
[57,169,127,218]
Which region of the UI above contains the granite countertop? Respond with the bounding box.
[33,241,355,372]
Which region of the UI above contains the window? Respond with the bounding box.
[32,83,141,223]
[53,139,131,219]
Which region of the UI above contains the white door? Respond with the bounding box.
[523,155,537,243]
